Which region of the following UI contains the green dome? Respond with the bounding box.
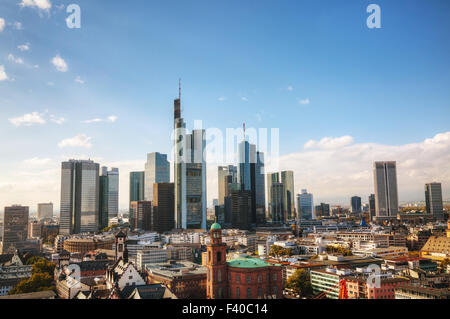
[210,222,221,230]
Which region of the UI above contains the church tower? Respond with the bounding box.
[206,218,228,299]
[115,230,127,262]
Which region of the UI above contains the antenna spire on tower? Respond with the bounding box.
[179,78,181,100]
[243,122,246,140]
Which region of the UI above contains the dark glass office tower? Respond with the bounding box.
[425,182,444,220]
[373,161,398,221]
[351,196,362,213]
[59,159,99,235]
[2,205,29,254]
[98,170,109,230]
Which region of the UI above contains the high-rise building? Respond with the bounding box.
[315,203,330,217]
[425,183,444,220]
[218,165,237,205]
[297,189,314,220]
[266,172,280,220]
[173,88,207,230]
[98,169,109,230]
[368,194,376,221]
[270,182,285,224]
[59,159,100,235]
[351,196,362,213]
[37,203,53,220]
[231,190,252,230]
[373,161,399,220]
[281,171,295,221]
[130,171,145,207]
[107,167,119,220]
[238,140,252,191]
[2,205,29,253]
[144,152,170,202]
[153,183,175,233]
[129,201,152,231]
[254,151,266,225]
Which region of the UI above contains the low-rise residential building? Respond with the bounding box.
[395,285,450,299]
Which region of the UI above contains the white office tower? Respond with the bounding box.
[297,189,314,220]
[37,203,53,220]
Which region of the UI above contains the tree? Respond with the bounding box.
[439,258,450,273]
[269,245,292,257]
[8,257,55,295]
[285,269,312,298]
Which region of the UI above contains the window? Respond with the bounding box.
[247,288,251,298]
[258,275,262,283]
[218,269,222,282]
[273,286,278,296]
[236,287,240,298]
[246,275,251,283]
[217,251,221,262]
[273,273,277,281]
[258,287,263,298]
[236,274,240,283]
[218,287,223,298]
[208,251,211,262]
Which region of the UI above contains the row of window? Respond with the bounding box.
[211,286,279,299]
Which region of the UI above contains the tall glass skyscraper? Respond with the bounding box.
[130,171,145,205]
[59,160,99,235]
[238,140,252,191]
[297,189,314,220]
[173,88,207,230]
[144,152,170,201]
[2,205,29,253]
[425,182,444,220]
[373,161,398,220]
[107,167,119,220]
[281,170,295,220]
[98,169,109,230]
[350,196,362,213]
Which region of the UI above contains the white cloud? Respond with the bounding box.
[8,54,24,64]
[58,134,92,148]
[241,96,248,102]
[107,115,118,123]
[19,0,52,10]
[50,115,65,124]
[218,96,226,102]
[9,112,46,126]
[299,98,310,105]
[304,136,355,150]
[274,132,450,204]
[47,81,54,86]
[18,43,30,51]
[287,85,294,91]
[83,115,118,124]
[0,18,5,32]
[74,76,84,84]
[0,65,8,81]
[51,54,68,72]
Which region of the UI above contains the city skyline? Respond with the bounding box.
[1,0,450,212]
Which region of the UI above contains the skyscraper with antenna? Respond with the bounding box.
[173,80,207,229]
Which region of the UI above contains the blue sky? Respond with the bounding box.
[0,0,449,212]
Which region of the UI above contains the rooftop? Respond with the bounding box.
[227,256,275,269]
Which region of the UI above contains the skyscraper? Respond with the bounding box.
[368,194,376,221]
[99,168,109,230]
[238,140,252,191]
[254,151,266,225]
[218,165,237,205]
[37,203,53,220]
[425,182,444,220]
[173,86,207,229]
[144,152,170,201]
[59,159,100,235]
[1,205,29,253]
[373,161,399,220]
[107,167,119,220]
[153,183,175,233]
[270,182,285,224]
[231,190,252,230]
[350,196,362,213]
[130,171,145,207]
[281,171,295,221]
[266,172,280,220]
[297,189,314,220]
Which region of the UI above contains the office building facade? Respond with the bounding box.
[297,189,314,220]
[145,152,170,202]
[425,182,444,220]
[2,205,29,254]
[351,196,362,213]
[59,160,100,235]
[373,161,399,220]
[37,203,53,220]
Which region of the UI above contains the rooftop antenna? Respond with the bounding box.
[179,78,181,100]
[243,122,246,141]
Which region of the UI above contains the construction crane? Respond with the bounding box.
[313,279,348,299]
